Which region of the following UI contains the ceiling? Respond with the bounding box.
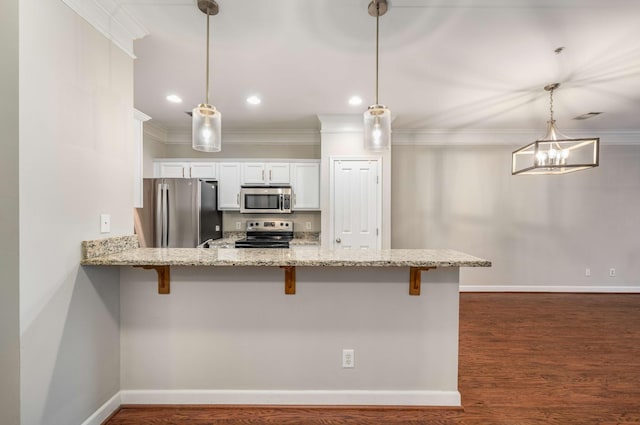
[128,0,640,135]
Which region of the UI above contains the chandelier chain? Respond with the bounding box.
[549,87,554,122]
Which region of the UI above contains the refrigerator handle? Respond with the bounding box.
[155,183,163,247]
[163,185,170,247]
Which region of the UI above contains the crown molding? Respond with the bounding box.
[62,0,148,58]
[143,122,640,147]
[143,121,168,143]
[391,129,640,146]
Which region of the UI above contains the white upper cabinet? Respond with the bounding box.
[152,159,319,211]
[154,161,218,179]
[189,163,218,178]
[242,162,290,185]
[290,161,320,210]
[267,163,291,184]
[217,162,242,209]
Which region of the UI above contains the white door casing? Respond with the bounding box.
[330,157,382,249]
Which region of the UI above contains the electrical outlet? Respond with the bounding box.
[585,268,591,277]
[305,221,312,230]
[235,221,242,230]
[100,214,110,233]
[342,349,355,368]
[609,268,616,277]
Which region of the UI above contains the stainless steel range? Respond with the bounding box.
[234,219,293,248]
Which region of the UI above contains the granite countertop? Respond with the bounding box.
[81,235,490,267]
[82,247,490,268]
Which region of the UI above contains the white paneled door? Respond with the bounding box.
[332,159,380,249]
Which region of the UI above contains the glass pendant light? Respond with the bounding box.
[512,83,599,175]
[192,0,222,152]
[364,0,391,151]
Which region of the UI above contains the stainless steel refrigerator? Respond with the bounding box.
[135,178,223,247]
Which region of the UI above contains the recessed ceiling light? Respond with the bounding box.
[166,94,183,103]
[348,96,363,106]
[246,95,261,105]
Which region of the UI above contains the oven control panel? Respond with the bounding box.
[246,220,293,232]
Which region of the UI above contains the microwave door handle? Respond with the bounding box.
[280,194,284,211]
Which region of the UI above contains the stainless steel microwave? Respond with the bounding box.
[240,186,292,214]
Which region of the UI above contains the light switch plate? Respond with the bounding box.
[100,214,110,233]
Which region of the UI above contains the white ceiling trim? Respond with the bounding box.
[143,121,168,143]
[392,129,640,146]
[62,0,148,58]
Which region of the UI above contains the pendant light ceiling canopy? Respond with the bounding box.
[192,0,222,152]
[512,83,599,175]
[364,0,391,151]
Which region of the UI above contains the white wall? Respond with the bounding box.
[160,142,320,160]
[0,0,20,423]
[19,1,134,424]
[222,211,321,233]
[143,129,166,178]
[392,144,640,291]
[319,115,392,249]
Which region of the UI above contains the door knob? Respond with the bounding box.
[335,238,341,243]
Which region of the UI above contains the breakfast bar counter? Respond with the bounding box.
[81,235,490,407]
[81,246,490,268]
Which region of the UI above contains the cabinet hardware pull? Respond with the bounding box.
[269,170,272,180]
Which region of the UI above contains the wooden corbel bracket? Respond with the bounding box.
[134,265,171,294]
[281,266,296,294]
[409,266,435,295]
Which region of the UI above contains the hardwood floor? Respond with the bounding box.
[105,293,640,424]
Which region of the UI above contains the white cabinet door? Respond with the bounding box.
[157,162,187,178]
[218,162,242,209]
[291,162,320,210]
[242,163,266,184]
[267,163,290,184]
[189,163,218,179]
[154,162,218,179]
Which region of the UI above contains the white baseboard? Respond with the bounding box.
[460,285,640,293]
[80,392,121,425]
[120,389,461,407]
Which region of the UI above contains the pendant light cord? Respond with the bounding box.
[205,8,211,106]
[375,4,380,105]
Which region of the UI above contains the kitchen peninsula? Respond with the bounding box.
[82,236,490,407]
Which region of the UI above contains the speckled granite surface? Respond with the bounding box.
[81,246,491,268]
[208,233,320,248]
[81,235,139,259]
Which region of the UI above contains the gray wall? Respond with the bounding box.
[0,0,20,423]
[19,2,134,424]
[392,144,640,290]
[161,142,320,160]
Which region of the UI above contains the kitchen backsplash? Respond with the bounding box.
[222,211,321,233]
